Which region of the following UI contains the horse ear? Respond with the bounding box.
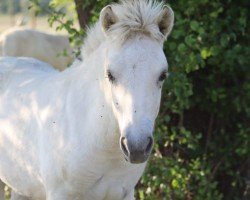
[158,5,174,39]
[100,5,118,33]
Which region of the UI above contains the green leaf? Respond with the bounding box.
[201,48,212,59]
[190,21,199,31]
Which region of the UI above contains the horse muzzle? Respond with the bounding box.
[120,135,153,164]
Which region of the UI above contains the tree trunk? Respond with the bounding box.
[74,0,93,29]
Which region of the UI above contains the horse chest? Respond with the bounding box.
[82,164,145,200]
[56,154,146,200]
[85,176,127,200]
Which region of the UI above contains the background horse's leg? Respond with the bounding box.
[0,180,4,200]
[11,192,30,200]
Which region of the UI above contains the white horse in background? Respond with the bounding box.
[0,28,74,71]
[0,0,174,199]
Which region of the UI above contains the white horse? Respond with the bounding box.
[0,28,74,71]
[0,0,174,199]
[0,39,2,56]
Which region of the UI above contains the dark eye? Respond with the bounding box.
[107,70,115,83]
[159,71,167,82]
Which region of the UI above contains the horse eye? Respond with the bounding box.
[159,71,167,82]
[107,70,115,83]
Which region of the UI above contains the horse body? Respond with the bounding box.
[0,58,56,199]
[0,55,145,200]
[0,1,174,199]
[0,28,74,71]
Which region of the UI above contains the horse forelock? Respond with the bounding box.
[109,0,165,42]
[82,0,166,58]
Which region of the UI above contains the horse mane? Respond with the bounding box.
[82,0,167,58]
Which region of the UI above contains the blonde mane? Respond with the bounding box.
[82,0,171,58]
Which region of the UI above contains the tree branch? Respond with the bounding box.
[74,0,93,29]
[205,113,214,154]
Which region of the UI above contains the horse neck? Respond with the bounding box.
[58,42,120,157]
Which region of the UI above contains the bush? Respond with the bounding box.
[137,0,249,199]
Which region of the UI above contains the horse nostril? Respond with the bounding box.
[121,137,129,157]
[146,137,153,153]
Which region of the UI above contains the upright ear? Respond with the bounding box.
[100,5,118,33]
[158,5,174,39]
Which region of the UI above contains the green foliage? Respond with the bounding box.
[29,0,84,56]
[29,0,250,199]
[150,0,250,199]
